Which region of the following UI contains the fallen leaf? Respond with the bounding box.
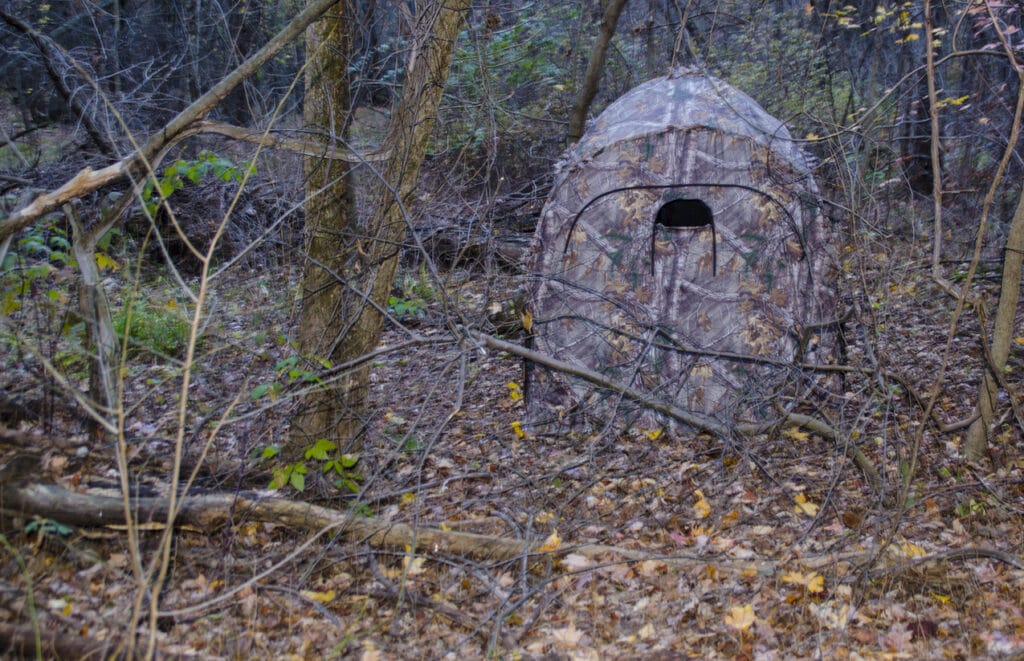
[643,428,662,441]
[301,589,336,604]
[537,529,561,553]
[402,554,426,576]
[550,623,584,648]
[561,553,594,572]
[694,489,712,519]
[794,493,819,516]
[360,640,382,661]
[783,426,810,441]
[724,604,756,632]
[783,570,825,594]
[899,541,927,558]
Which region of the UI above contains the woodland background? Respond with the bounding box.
[0,0,1023,658]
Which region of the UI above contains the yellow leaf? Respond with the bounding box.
[507,381,523,402]
[521,308,533,333]
[781,569,824,592]
[537,529,561,553]
[783,427,810,441]
[723,604,756,632]
[932,593,951,604]
[806,572,825,594]
[95,252,120,271]
[644,428,662,441]
[900,541,927,558]
[1015,336,1024,346]
[805,132,820,141]
[794,493,819,517]
[782,571,807,586]
[300,589,336,604]
[511,420,526,438]
[693,489,711,519]
[400,492,415,505]
[402,554,426,576]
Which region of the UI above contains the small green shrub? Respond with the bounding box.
[141,150,254,216]
[113,298,192,358]
[259,439,362,493]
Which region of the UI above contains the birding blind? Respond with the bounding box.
[525,70,836,430]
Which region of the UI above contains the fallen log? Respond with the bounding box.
[0,477,756,573]
[3,476,1021,604]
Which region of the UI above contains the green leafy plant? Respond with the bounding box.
[249,356,322,402]
[260,439,362,494]
[387,295,425,318]
[113,296,192,358]
[141,150,255,216]
[955,498,985,518]
[24,518,73,538]
[0,219,82,316]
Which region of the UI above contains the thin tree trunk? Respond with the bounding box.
[290,1,358,452]
[566,0,629,144]
[963,6,1024,463]
[291,0,471,451]
[965,188,1024,461]
[65,204,119,440]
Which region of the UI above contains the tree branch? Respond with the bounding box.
[0,0,342,243]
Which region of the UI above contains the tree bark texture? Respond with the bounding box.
[292,0,471,448]
[566,0,629,144]
[965,186,1024,460]
[66,205,119,438]
[290,1,359,453]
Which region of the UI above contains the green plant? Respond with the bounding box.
[24,518,72,538]
[260,439,362,494]
[249,356,322,402]
[387,295,425,318]
[113,296,192,358]
[955,498,985,518]
[0,219,83,316]
[140,150,255,216]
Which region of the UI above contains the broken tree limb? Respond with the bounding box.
[193,120,389,162]
[0,0,342,243]
[4,478,1020,591]
[0,622,121,661]
[470,331,884,492]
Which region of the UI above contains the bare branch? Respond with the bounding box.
[0,0,342,242]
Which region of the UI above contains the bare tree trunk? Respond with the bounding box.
[963,6,1024,464]
[289,2,358,453]
[965,188,1024,461]
[566,0,629,144]
[290,0,471,451]
[65,204,119,440]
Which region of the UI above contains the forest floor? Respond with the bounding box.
[1,213,1024,660]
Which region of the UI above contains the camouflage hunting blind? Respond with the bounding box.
[526,70,836,430]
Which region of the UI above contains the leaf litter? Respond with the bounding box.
[0,237,1023,659]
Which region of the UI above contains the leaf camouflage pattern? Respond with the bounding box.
[525,69,837,431]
